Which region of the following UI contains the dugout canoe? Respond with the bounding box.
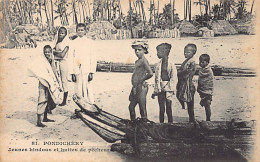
[73,94,256,161]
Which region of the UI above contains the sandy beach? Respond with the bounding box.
[0,35,259,161]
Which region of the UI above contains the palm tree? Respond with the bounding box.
[250,0,255,14]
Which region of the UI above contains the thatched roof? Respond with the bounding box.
[14,24,40,35]
[231,16,256,35]
[89,21,116,32]
[178,20,198,34]
[210,20,237,35]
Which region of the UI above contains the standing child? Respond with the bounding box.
[36,45,61,127]
[129,40,153,120]
[152,43,177,123]
[198,54,214,121]
[176,43,197,122]
[53,27,70,106]
[69,23,96,103]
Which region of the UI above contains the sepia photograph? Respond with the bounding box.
[0,0,259,161]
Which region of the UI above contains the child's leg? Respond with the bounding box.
[36,114,46,127]
[138,83,148,119]
[166,98,173,123]
[128,100,138,120]
[187,99,195,122]
[43,111,55,122]
[157,92,166,123]
[204,100,211,121]
[177,97,186,109]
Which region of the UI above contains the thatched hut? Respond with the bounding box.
[198,27,214,37]
[88,21,116,40]
[231,16,256,35]
[177,20,198,37]
[209,20,238,36]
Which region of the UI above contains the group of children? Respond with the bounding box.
[130,41,214,123]
[36,23,213,127]
[36,23,96,127]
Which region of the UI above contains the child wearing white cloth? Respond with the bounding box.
[152,43,178,123]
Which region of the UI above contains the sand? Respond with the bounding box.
[0,35,258,161]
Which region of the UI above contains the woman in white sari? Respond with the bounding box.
[53,27,71,106]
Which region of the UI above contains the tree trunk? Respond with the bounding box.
[250,0,255,14]
[72,0,78,24]
[205,0,208,15]
[208,0,211,16]
[170,0,173,25]
[157,0,159,25]
[129,0,133,38]
[199,0,202,16]
[78,0,82,22]
[50,0,54,29]
[150,0,152,25]
[44,0,50,31]
[86,0,91,21]
[184,0,186,20]
[189,0,191,22]
[38,2,43,29]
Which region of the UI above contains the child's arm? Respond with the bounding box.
[178,62,196,79]
[141,59,153,82]
[53,46,69,59]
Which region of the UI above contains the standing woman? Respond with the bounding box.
[53,27,70,106]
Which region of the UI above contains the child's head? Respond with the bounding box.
[131,40,149,58]
[76,23,87,37]
[156,43,171,59]
[58,27,67,42]
[184,43,197,59]
[43,45,53,63]
[199,54,210,68]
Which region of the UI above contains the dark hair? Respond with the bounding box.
[76,23,87,31]
[156,43,172,55]
[185,43,197,54]
[199,54,210,63]
[43,45,52,52]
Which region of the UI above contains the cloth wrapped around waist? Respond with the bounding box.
[160,81,174,100]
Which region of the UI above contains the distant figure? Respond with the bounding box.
[198,54,214,121]
[36,45,61,127]
[128,40,153,120]
[69,23,97,104]
[53,27,70,106]
[176,44,197,122]
[152,43,178,123]
[25,35,37,48]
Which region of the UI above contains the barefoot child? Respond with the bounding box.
[176,43,197,122]
[36,45,61,127]
[53,27,70,106]
[129,40,153,120]
[152,43,177,123]
[198,54,214,121]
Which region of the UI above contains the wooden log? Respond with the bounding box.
[96,61,256,77]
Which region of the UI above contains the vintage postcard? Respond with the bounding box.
[0,0,259,161]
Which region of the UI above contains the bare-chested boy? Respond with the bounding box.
[129,40,153,120]
[152,43,177,123]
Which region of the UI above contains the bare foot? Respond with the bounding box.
[36,123,46,127]
[43,118,55,122]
